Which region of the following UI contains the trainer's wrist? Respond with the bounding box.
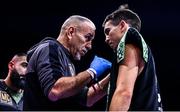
[86,68,96,80]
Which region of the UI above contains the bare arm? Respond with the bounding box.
[86,73,110,107]
[48,70,92,101]
[109,44,145,111]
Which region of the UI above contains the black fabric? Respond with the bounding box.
[23,37,88,110]
[107,28,162,111]
[76,86,89,106]
[0,81,23,111]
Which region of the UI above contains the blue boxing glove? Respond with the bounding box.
[88,55,112,79]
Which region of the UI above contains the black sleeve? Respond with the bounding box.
[125,27,142,49]
[35,42,64,97]
[116,27,148,63]
[125,27,149,62]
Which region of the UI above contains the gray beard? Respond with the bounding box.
[74,52,81,60]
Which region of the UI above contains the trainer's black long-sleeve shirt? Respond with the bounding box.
[23,37,88,110]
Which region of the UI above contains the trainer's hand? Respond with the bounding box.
[89,55,112,78]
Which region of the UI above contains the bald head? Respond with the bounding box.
[60,15,96,34]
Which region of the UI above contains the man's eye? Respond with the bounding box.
[105,28,110,35]
[85,36,92,41]
[84,33,94,41]
[21,63,28,67]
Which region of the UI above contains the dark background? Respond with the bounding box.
[1,0,180,110]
